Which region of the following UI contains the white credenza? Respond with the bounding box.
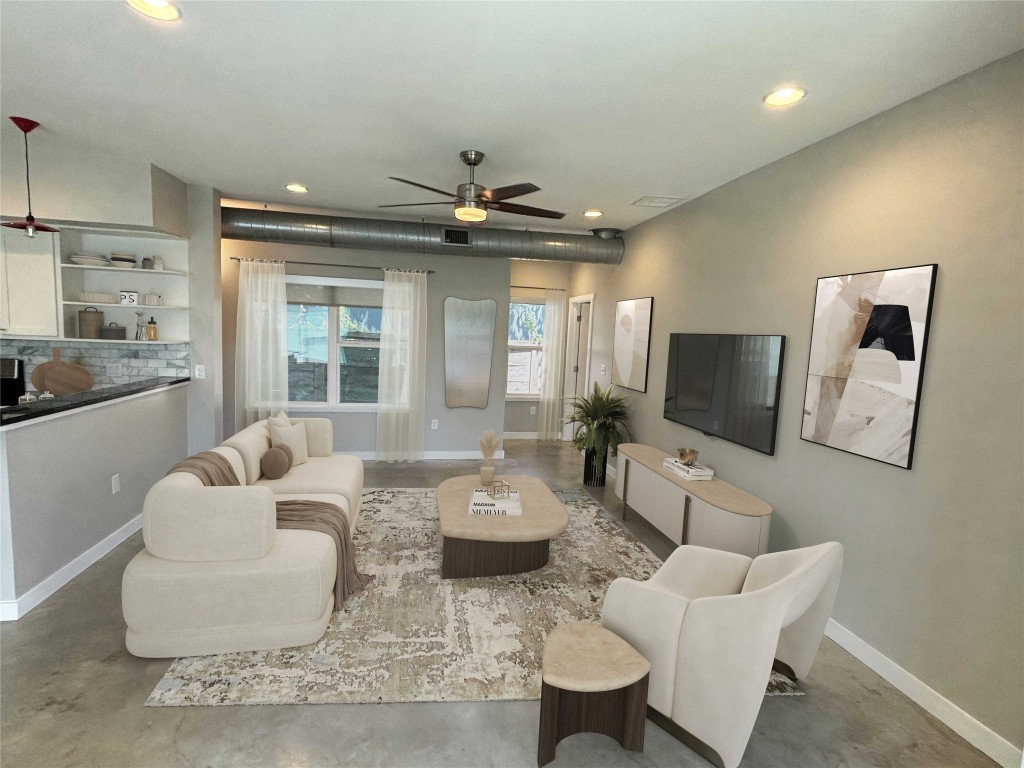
[614,443,772,558]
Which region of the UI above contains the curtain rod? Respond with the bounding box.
[230,257,434,274]
[510,285,566,291]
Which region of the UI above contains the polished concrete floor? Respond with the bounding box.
[0,441,995,768]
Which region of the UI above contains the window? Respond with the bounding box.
[286,277,383,406]
[507,301,545,396]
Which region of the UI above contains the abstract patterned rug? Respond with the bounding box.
[146,488,800,706]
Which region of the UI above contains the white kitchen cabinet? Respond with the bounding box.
[0,230,59,337]
[616,443,772,557]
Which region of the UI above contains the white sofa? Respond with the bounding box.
[122,417,364,658]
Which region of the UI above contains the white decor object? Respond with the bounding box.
[235,259,288,426]
[601,542,844,768]
[537,288,568,440]
[375,269,427,462]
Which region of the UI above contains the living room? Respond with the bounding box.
[0,3,1021,768]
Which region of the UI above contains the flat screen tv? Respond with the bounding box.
[664,333,786,455]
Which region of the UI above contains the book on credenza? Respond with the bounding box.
[662,458,714,481]
[469,489,523,516]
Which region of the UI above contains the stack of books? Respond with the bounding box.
[662,458,714,481]
[469,489,523,516]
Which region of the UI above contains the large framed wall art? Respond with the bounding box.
[611,297,653,392]
[801,264,937,469]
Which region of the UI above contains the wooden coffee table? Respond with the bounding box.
[436,475,569,579]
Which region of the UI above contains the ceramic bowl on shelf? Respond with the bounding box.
[70,255,109,266]
[78,292,117,304]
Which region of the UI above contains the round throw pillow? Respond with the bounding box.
[261,447,291,480]
[277,442,294,468]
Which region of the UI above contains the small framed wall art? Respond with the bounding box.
[800,263,937,469]
[612,296,653,392]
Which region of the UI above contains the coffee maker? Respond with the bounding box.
[1,358,27,406]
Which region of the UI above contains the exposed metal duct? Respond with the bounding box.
[221,207,624,264]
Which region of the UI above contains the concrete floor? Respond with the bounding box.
[0,440,995,768]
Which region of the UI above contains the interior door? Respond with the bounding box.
[562,297,592,440]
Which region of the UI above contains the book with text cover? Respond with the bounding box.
[469,489,523,516]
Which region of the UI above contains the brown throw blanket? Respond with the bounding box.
[276,500,374,607]
[168,451,373,608]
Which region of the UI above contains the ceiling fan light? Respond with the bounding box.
[454,201,487,222]
[126,0,182,22]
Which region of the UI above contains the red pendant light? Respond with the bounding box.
[3,116,59,237]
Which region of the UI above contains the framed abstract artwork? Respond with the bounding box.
[612,297,653,392]
[801,264,937,469]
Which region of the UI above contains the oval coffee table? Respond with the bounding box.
[436,475,569,579]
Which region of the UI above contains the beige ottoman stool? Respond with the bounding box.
[538,621,650,767]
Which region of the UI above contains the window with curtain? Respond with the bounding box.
[507,301,545,396]
[285,277,383,407]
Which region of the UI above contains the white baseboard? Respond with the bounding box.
[605,462,617,480]
[826,618,1022,768]
[503,432,538,439]
[0,513,143,622]
[342,451,506,461]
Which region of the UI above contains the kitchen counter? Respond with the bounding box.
[0,377,190,429]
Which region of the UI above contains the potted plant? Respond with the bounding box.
[565,382,633,486]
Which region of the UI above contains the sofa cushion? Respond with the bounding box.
[271,422,309,466]
[256,455,363,518]
[261,447,291,480]
[123,529,335,634]
[222,422,271,485]
[268,410,291,430]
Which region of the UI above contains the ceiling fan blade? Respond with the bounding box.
[378,202,455,208]
[482,183,540,202]
[491,201,565,219]
[388,177,458,198]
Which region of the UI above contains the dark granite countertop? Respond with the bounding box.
[0,377,190,427]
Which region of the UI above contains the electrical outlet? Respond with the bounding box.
[111,474,120,494]
[106,363,123,377]
[599,364,607,375]
[529,405,536,415]
[430,419,439,430]
[194,364,206,379]
[713,421,720,430]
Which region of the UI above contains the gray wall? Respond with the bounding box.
[569,53,1023,745]
[186,185,224,453]
[221,238,510,455]
[2,386,188,597]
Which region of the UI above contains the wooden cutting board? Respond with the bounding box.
[30,348,94,395]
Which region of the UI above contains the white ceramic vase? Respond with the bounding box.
[480,465,496,484]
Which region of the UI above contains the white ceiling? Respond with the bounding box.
[1,1,1021,234]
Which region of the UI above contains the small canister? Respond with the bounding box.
[100,322,127,340]
[78,306,104,339]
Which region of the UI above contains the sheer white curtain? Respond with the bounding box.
[235,259,288,427]
[537,289,568,440]
[375,269,427,462]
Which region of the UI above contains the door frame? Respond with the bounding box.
[563,293,595,441]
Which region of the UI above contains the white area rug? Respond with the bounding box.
[146,488,800,706]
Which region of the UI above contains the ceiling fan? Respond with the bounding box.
[380,150,565,223]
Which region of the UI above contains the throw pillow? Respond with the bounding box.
[260,447,291,480]
[268,410,291,431]
[271,422,309,466]
[277,442,294,468]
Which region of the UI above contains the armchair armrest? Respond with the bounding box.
[143,476,276,562]
[292,417,333,457]
[601,577,691,715]
[652,545,753,600]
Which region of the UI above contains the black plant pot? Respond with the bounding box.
[583,447,609,487]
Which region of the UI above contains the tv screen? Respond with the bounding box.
[664,333,786,455]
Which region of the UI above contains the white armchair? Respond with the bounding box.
[600,542,843,768]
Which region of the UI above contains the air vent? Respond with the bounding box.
[443,227,472,246]
[632,195,684,208]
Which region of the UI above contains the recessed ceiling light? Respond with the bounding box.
[763,87,807,107]
[285,183,309,194]
[583,210,603,218]
[126,0,182,22]
[632,196,683,208]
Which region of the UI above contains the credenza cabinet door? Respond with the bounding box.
[686,494,766,558]
[624,459,657,528]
